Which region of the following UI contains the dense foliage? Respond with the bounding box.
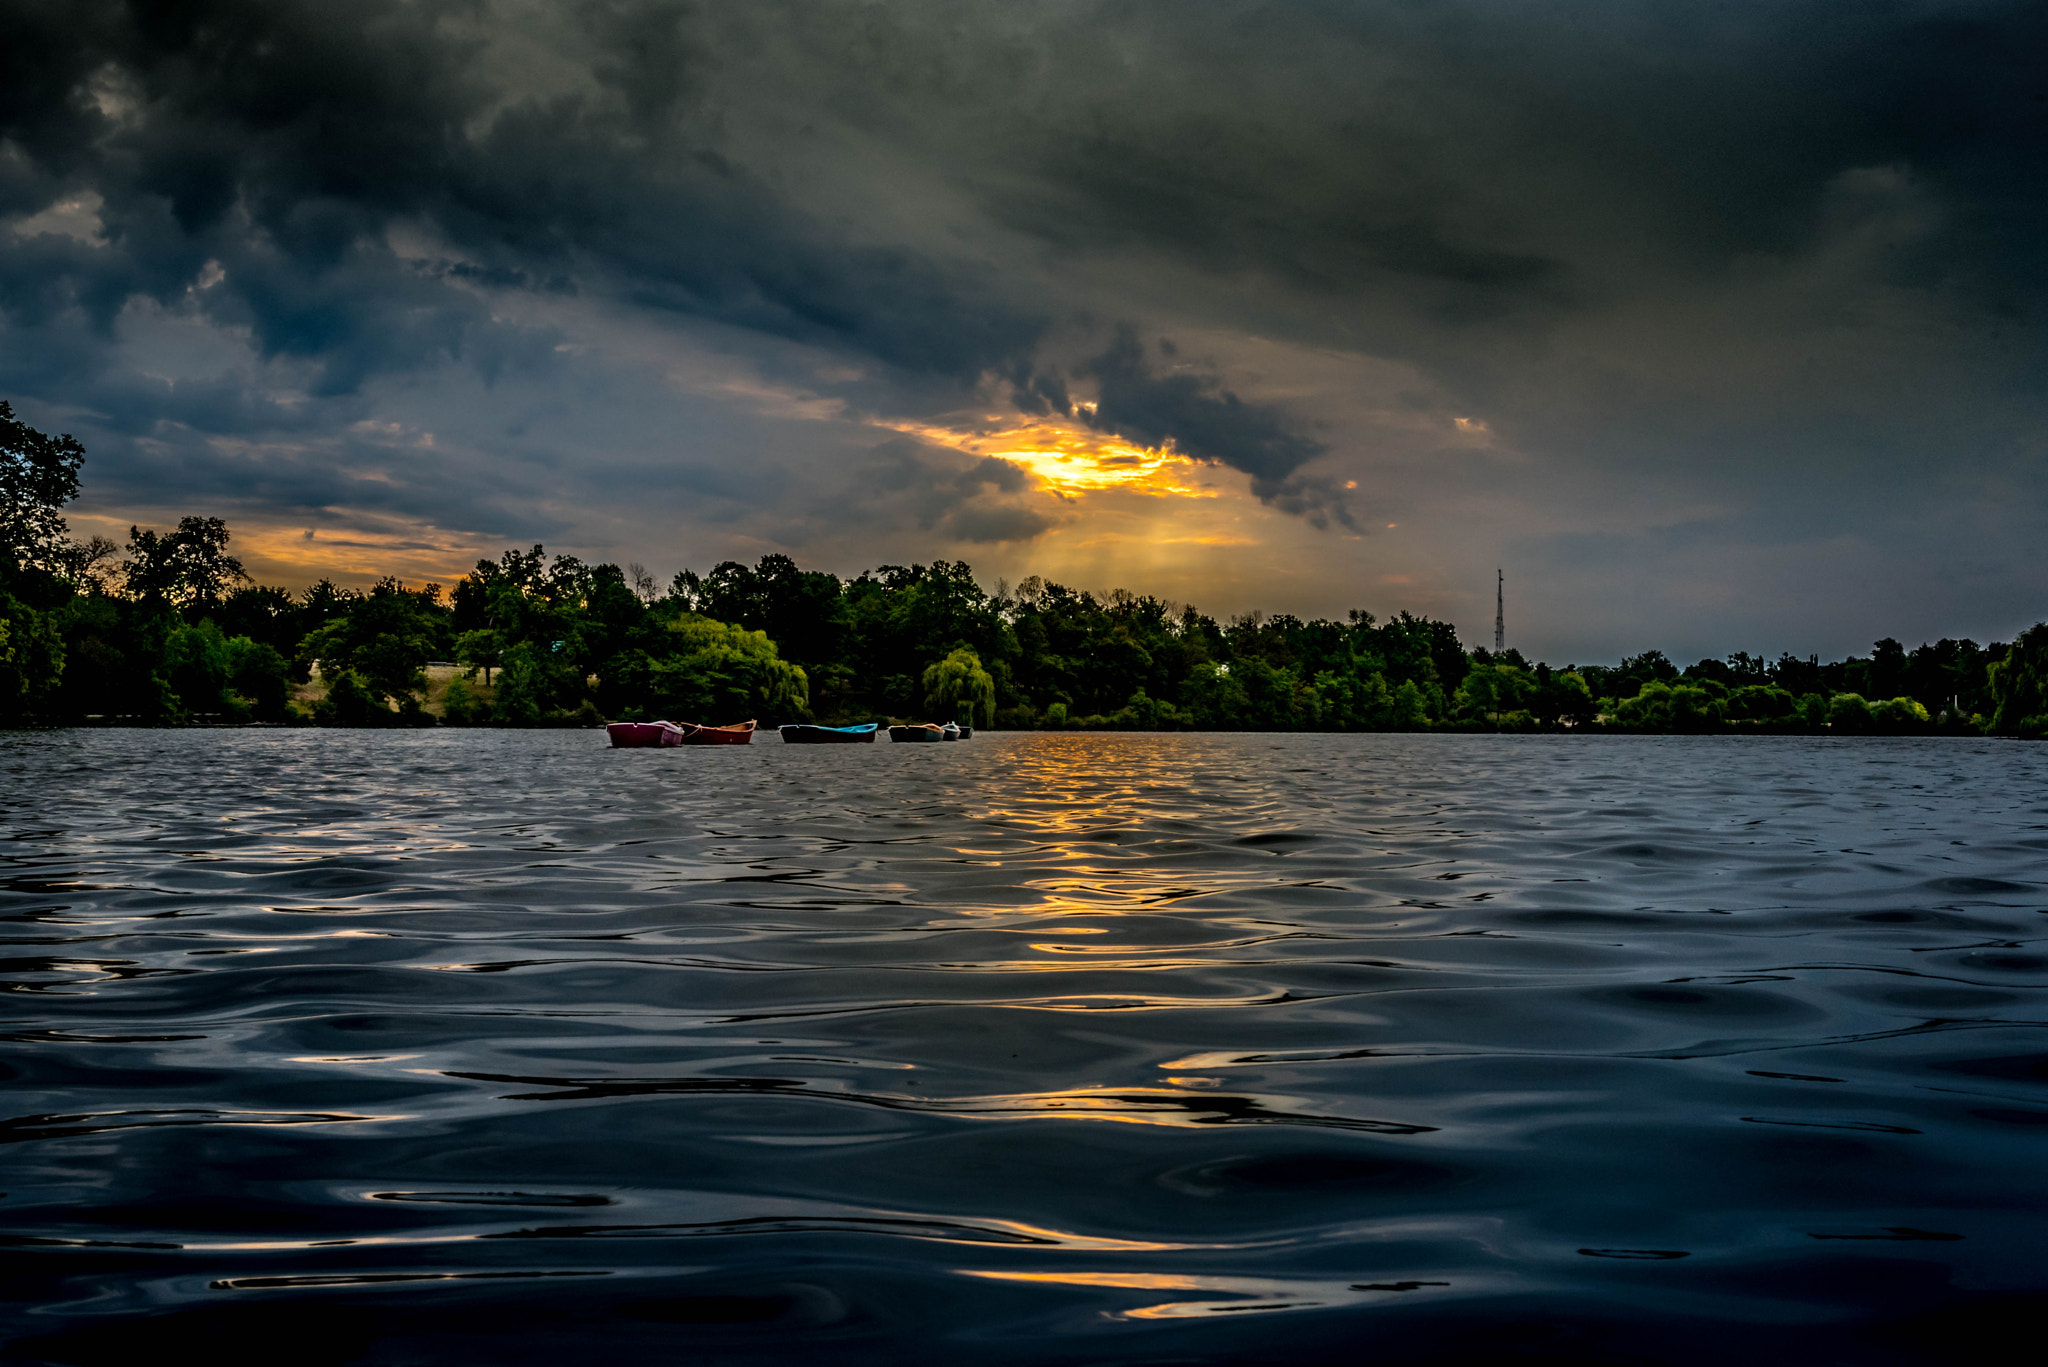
[2,408,2041,734]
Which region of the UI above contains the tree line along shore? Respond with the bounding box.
[4,403,2046,735]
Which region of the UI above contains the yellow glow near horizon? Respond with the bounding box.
[883,417,1214,499]
[61,512,496,591]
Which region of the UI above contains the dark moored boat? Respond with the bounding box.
[941,723,961,741]
[607,720,693,747]
[887,724,946,742]
[679,720,756,745]
[779,723,879,743]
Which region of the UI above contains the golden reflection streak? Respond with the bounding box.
[959,1270,1382,1320]
[165,1216,1231,1255]
[926,954,1303,976]
[941,1220,1214,1252]
[1158,1048,1425,1070]
[964,1271,1224,1290]
[1123,1300,1311,1320]
[888,1083,1362,1132]
[1023,946,1244,960]
[1013,991,1285,1007]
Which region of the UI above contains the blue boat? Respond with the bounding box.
[778,722,880,744]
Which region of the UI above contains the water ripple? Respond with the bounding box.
[2,730,2045,1362]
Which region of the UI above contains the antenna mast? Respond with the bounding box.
[1494,567,1504,655]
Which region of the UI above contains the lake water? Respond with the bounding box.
[3,731,2045,1364]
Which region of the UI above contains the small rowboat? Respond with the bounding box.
[779,723,879,743]
[608,720,692,747]
[680,719,756,745]
[941,722,961,741]
[888,723,946,742]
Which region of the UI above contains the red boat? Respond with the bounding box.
[679,719,756,745]
[607,720,693,748]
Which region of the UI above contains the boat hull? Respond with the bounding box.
[680,720,756,745]
[779,724,879,743]
[607,721,691,748]
[887,724,945,742]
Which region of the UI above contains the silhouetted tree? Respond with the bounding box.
[0,400,84,577]
[123,517,248,617]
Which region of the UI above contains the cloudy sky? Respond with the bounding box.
[3,0,2043,662]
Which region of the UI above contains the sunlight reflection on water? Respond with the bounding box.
[2,730,2045,1362]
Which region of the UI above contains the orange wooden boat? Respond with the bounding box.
[679,719,756,745]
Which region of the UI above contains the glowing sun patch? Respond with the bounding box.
[884,418,1214,499]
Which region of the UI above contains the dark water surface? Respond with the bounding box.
[4,731,2046,1364]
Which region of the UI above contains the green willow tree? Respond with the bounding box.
[923,648,996,729]
[1988,623,2048,737]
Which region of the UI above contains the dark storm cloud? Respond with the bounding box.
[0,0,1331,517]
[1073,328,1352,529]
[822,440,1057,547]
[2,0,2045,610]
[0,0,1048,377]
[982,1,2048,304]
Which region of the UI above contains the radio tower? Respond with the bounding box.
[1494,568,1504,655]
